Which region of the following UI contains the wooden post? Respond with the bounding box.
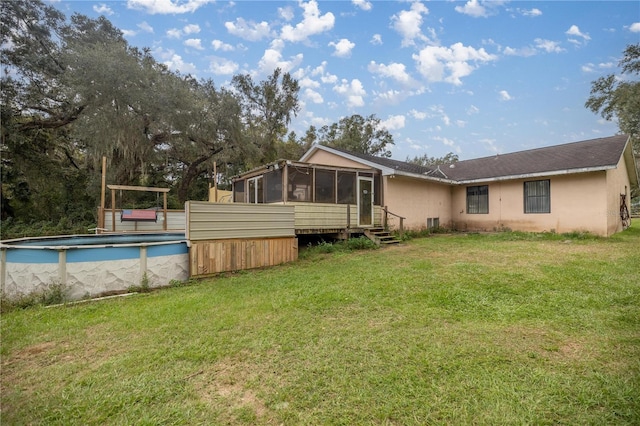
[346,204,351,230]
[99,156,107,232]
[111,188,116,232]
[383,206,388,230]
[213,161,218,202]
[399,217,404,238]
[163,192,168,231]
[283,163,289,203]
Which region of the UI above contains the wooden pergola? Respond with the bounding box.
[102,185,170,232]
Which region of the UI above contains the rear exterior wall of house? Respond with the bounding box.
[383,176,452,230]
[606,156,632,235]
[450,172,610,235]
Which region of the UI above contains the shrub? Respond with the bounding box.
[344,236,377,251]
[0,281,69,312]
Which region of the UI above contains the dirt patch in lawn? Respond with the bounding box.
[191,353,274,423]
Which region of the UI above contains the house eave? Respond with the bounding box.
[621,137,639,188]
[386,169,457,185]
[300,144,398,175]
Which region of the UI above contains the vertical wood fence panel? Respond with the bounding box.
[185,202,298,278]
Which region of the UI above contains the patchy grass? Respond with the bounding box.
[2,221,639,425]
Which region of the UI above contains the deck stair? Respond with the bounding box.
[364,228,401,246]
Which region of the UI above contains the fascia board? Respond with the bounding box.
[621,138,639,188]
[301,144,398,174]
[389,170,457,185]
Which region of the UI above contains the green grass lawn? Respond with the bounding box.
[2,222,639,425]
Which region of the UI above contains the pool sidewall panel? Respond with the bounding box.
[1,239,188,302]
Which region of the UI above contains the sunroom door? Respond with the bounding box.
[358,177,373,227]
[248,176,263,203]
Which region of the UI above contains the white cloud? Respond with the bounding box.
[93,4,113,15]
[225,18,272,41]
[368,61,414,86]
[435,107,450,126]
[503,46,537,57]
[352,0,372,11]
[566,25,591,41]
[534,38,565,53]
[391,1,430,47]
[504,38,564,56]
[281,0,335,43]
[630,22,640,33]
[184,38,203,50]
[380,115,406,130]
[374,89,406,105]
[258,48,304,74]
[409,106,450,125]
[311,61,338,84]
[433,136,458,150]
[212,39,234,51]
[209,57,239,75]
[183,24,200,34]
[167,24,201,39]
[370,34,382,45]
[581,62,616,73]
[167,28,182,38]
[137,21,154,33]
[409,109,428,120]
[299,76,320,88]
[121,29,137,37]
[279,6,295,21]
[413,42,497,86]
[467,105,480,115]
[581,63,595,73]
[127,0,213,14]
[329,38,355,57]
[333,79,366,108]
[163,53,197,74]
[304,88,324,103]
[498,90,512,101]
[455,0,487,18]
[520,8,542,17]
[480,138,500,153]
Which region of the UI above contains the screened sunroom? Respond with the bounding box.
[232,160,384,233]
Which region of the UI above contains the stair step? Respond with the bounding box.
[363,228,401,246]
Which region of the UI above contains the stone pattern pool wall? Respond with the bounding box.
[1,236,189,302]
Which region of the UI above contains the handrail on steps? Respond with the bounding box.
[382,206,406,237]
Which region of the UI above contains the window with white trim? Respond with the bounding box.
[524,180,550,213]
[467,185,489,214]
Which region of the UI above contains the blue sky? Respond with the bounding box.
[52,1,640,161]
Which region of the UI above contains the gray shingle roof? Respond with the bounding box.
[322,135,629,183]
[445,135,629,182]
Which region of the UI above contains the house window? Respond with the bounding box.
[233,180,245,203]
[288,167,311,202]
[373,174,381,206]
[524,180,550,213]
[264,169,283,203]
[427,217,440,229]
[467,185,488,214]
[314,169,335,203]
[337,171,356,204]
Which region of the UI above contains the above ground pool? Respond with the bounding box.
[1,233,189,301]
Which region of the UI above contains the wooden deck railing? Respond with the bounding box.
[382,206,406,237]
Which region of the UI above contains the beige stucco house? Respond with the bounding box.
[297,135,638,236]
